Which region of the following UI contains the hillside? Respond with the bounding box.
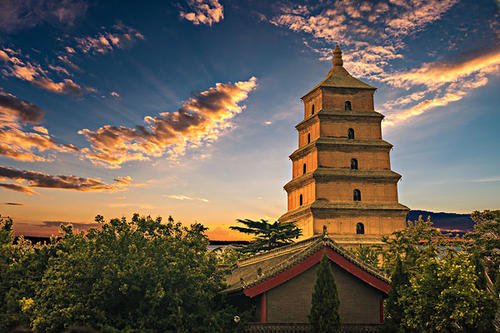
[408,210,475,234]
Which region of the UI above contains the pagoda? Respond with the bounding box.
[278,45,409,245]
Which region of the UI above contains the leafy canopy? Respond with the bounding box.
[229,219,301,253]
[309,255,341,333]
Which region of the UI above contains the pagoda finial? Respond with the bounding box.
[333,44,343,67]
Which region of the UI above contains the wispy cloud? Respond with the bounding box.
[79,77,258,168]
[267,0,500,126]
[4,202,23,206]
[179,0,224,26]
[269,0,458,78]
[382,48,500,126]
[167,194,209,202]
[0,0,88,32]
[0,48,90,95]
[0,166,135,195]
[0,91,79,162]
[74,23,145,55]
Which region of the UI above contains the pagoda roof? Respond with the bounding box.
[302,45,375,99]
[290,138,393,160]
[224,234,391,297]
[284,168,402,191]
[279,201,410,222]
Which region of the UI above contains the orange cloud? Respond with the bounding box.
[75,23,145,54]
[0,91,79,162]
[179,0,224,26]
[0,166,135,194]
[79,77,257,168]
[0,48,89,95]
[269,0,458,78]
[383,48,500,126]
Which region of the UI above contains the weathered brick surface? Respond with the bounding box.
[266,264,382,324]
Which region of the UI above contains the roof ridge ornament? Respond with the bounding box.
[333,44,343,67]
[322,225,328,243]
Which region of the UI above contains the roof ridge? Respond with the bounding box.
[237,235,323,267]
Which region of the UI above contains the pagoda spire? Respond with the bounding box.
[333,44,343,67]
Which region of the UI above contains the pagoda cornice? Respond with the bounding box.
[289,138,392,160]
[279,200,409,222]
[284,168,402,192]
[296,110,384,131]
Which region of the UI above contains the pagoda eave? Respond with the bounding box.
[295,110,384,131]
[289,139,393,160]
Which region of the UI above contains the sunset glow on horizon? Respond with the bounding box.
[0,0,499,240]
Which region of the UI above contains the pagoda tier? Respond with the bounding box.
[279,45,408,244]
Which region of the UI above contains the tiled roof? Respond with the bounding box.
[225,234,390,294]
[302,66,376,99]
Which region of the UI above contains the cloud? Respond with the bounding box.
[167,194,209,202]
[0,166,135,195]
[0,48,89,95]
[79,77,257,168]
[4,202,23,206]
[75,23,145,55]
[0,0,88,32]
[267,1,500,127]
[269,0,458,78]
[0,91,79,162]
[382,48,500,126]
[179,0,224,26]
[110,91,120,98]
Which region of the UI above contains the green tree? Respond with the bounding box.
[309,255,341,333]
[29,214,235,333]
[229,219,301,253]
[401,249,495,332]
[466,210,500,285]
[385,256,409,330]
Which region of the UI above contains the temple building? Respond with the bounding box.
[278,45,409,245]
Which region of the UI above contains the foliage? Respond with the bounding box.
[381,215,445,273]
[0,216,54,332]
[400,249,496,332]
[229,219,301,253]
[309,255,341,333]
[0,214,237,333]
[385,256,408,330]
[352,244,382,269]
[466,210,500,284]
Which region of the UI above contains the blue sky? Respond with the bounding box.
[0,0,498,239]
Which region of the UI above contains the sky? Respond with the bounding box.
[0,0,499,240]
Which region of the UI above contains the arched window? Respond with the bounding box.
[303,163,307,175]
[299,194,303,206]
[348,128,355,140]
[307,133,311,144]
[345,101,352,111]
[351,158,358,170]
[356,222,365,234]
[353,189,361,201]
[311,104,315,115]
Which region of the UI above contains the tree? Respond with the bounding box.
[466,210,500,285]
[229,219,301,253]
[400,249,495,332]
[385,256,409,330]
[309,255,341,333]
[28,214,236,333]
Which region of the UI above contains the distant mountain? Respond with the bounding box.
[407,210,475,235]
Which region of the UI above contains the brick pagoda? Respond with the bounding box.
[278,45,409,245]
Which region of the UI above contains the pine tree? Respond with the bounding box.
[309,255,341,333]
[385,255,408,328]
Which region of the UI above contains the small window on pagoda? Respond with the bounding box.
[307,133,311,144]
[299,194,303,206]
[353,189,361,201]
[356,222,365,234]
[351,158,358,170]
[345,101,352,111]
[348,128,355,140]
[303,163,307,174]
[311,104,315,115]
